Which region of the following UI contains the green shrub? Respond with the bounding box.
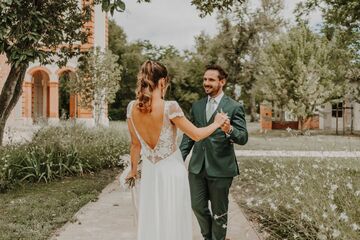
[0,124,129,192]
[108,108,125,121]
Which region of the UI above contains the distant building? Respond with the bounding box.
[0,2,109,128]
[260,95,360,132]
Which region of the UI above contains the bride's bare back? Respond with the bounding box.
[130,100,165,150]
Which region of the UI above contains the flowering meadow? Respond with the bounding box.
[233,157,360,240]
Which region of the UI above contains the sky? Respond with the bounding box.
[113,0,322,51]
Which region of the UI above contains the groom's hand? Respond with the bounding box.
[221,119,231,133]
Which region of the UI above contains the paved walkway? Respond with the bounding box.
[51,177,261,240]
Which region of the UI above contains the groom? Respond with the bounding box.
[180,64,248,240]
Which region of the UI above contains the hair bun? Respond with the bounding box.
[135,60,169,113]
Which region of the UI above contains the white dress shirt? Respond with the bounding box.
[207,91,224,110]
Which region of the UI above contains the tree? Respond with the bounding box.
[191,0,285,121]
[295,0,359,61]
[257,25,351,130]
[191,0,246,17]
[0,0,95,146]
[0,0,249,145]
[67,48,121,126]
[296,0,360,106]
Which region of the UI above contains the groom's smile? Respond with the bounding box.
[203,69,225,97]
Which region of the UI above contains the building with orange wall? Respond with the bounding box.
[0,1,109,128]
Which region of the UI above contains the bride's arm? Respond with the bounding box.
[171,113,226,142]
[126,119,141,178]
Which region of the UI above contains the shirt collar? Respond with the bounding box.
[208,91,224,104]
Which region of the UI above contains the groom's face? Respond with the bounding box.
[203,70,225,97]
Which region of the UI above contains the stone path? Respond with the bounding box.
[235,150,360,158]
[51,177,261,240]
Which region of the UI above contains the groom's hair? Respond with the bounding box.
[205,64,228,80]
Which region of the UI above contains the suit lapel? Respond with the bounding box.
[200,97,208,126]
[207,95,229,124]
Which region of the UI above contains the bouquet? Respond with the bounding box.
[118,154,142,226]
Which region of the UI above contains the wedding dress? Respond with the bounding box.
[126,100,193,240]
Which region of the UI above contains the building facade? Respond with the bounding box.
[0,2,109,128]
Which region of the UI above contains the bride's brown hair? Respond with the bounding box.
[136,60,169,113]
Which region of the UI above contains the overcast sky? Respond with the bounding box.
[112,0,322,51]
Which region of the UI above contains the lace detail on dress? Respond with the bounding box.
[126,100,184,164]
[168,101,185,119]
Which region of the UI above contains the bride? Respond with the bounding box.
[126,60,228,240]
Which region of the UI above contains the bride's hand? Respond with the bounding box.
[125,170,138,188]
[126,170,137,180]
[214,112,228,127]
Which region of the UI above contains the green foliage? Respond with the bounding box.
[295,0,360,63]
[0,125,129,192]
[191,0,245,17]
[68,47,122,125]
[58,72,73,119]
[188,0,285,121]
[0,0,90,67]
[257,25,351,127]
[108,21,146,119]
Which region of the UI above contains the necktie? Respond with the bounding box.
[206,98,216,122]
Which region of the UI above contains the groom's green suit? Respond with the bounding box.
[180,95,248,240]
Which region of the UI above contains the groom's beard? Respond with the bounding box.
[203,84,222,97]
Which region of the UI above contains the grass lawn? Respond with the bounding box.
[111,120,360,151]
[238,133,360,151]
[232,157,360,239]
[234,122,360,151]
[0,168,120,240]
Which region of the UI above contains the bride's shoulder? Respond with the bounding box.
[166,100,181,109]
[126,100,136,118]
[166,100,179,105]
[166,100,184,119]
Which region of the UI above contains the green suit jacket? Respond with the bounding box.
[180,95,248,177]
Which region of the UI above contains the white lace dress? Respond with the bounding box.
[126,100,192,240]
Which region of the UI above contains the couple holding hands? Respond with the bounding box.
[125,60,248,240]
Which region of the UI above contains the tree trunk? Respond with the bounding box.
[298,117,305,133]
[0,63,29,146]
[249,93,257,122]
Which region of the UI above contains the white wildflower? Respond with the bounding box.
[330,184,338,192]
[246,197,254,206]
[301,212,312,221]
[312,164,319,169]
[317,233,327,240]
[332,229,340,238]
[346,182,353,190]
[330,204,337,212]
[322,212,328,219]
[339,212,348,222]
[351,223,360,231]
[270,202,277,211]
[355,190,360,197]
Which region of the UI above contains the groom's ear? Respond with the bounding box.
[220,78,226,87]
